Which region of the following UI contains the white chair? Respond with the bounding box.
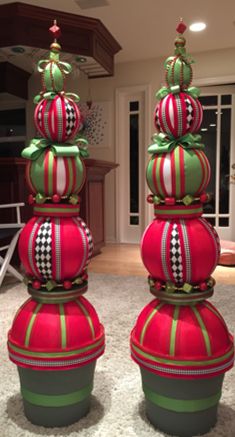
[0,203,25,287]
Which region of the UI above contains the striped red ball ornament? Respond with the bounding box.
[26,149,85,197]
[141,217,220,286]
[8,295,105,371]
[34,95,81,142]
[146,146,210,199]
[18,216,93,282]
[131,298,234,379]
[154,93,203,137]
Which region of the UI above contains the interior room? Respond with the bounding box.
[0,1,235,436]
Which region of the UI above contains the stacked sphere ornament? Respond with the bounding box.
[7,21,105,428]
[130,21,234,437]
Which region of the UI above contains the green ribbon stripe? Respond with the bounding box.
[76,300,95,340]
[154,207,202,216]
[132,343,234,367]
[143,385,221,413]
[48,151,54,195]
[59,304,67,348]
[34,206,80,213]
[169,306,180,356]
[21,383,93,407]
[24,303,42,347]
[9,337,104,358]
[191,307,212,356]
[140,302,165,345]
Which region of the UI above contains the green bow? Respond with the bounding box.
[37,58,72,93]
[34,91,80,103]
[148,132,204,155]
[38,59,72,74]
[156,85,200,101]
[22,138,80,160]
[73,135,89,158]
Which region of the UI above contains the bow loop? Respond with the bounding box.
[148,132,204,155]
[22,138,81,160]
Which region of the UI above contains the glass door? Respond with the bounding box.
[116,89,146,243]
[199,87,235,239]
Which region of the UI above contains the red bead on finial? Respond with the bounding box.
[176,18,187,34]
[49,19,61,41]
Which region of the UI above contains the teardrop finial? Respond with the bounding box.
[49,19,61,43]
[176,18,187,35]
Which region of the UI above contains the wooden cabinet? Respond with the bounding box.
[0,157,117,255]
[80,159,118,254]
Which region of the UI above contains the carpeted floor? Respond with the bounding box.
[1,273,235,437]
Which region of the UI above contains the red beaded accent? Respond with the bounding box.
[28,194,34,205]
[176,21,187,34]
[147,194,154,204]
[165,197,175,206]
[199,282,208,291]
[49,21,61,40]
[63,280,73,290]
[200,192,209,203]
[32,280,41,290]
[52,194,61,203]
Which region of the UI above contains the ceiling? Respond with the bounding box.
[0,0,235,65]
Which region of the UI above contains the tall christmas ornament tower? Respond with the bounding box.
[130,21,234,437]
[7,23,105,427]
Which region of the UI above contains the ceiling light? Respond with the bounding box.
[209,124,216,127]
[189,22,206,32]
[76,56,87,63]
[201,128,208,131]
[11,46,25,54]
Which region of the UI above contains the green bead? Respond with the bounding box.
[182,283,193,293]
[165,282,175,294]
[182,194,194,205]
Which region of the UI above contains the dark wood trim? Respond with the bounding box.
[0,2,121,77]
[0,62,30,99]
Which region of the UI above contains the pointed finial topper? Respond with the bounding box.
[176,18,187,35]
[49,19,61,42]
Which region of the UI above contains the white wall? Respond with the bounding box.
[25,47,235,243]
[88,47,235,243]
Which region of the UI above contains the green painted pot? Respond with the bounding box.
[18,362,96,427]
[140,368,224,437]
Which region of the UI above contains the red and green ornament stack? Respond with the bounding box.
[7,21,105,428]
[130,21,234,437]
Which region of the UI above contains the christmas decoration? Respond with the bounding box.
[7,21,105,427]
[154,92,203,137]
[25,149,85,198]
[34,95,81,142]
[146,146,210,200]
[130,21,234,437]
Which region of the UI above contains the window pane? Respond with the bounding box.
[219,108,231,214]
[205,217,215,226]
[200,110,217,214]
[130,216,139,225]
[129,113,139,213]
[219,217,229,227]
[221,95,231,105]
[199,96,218,106]
[129,101,139,111]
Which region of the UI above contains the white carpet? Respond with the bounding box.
[0,273,235,437]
